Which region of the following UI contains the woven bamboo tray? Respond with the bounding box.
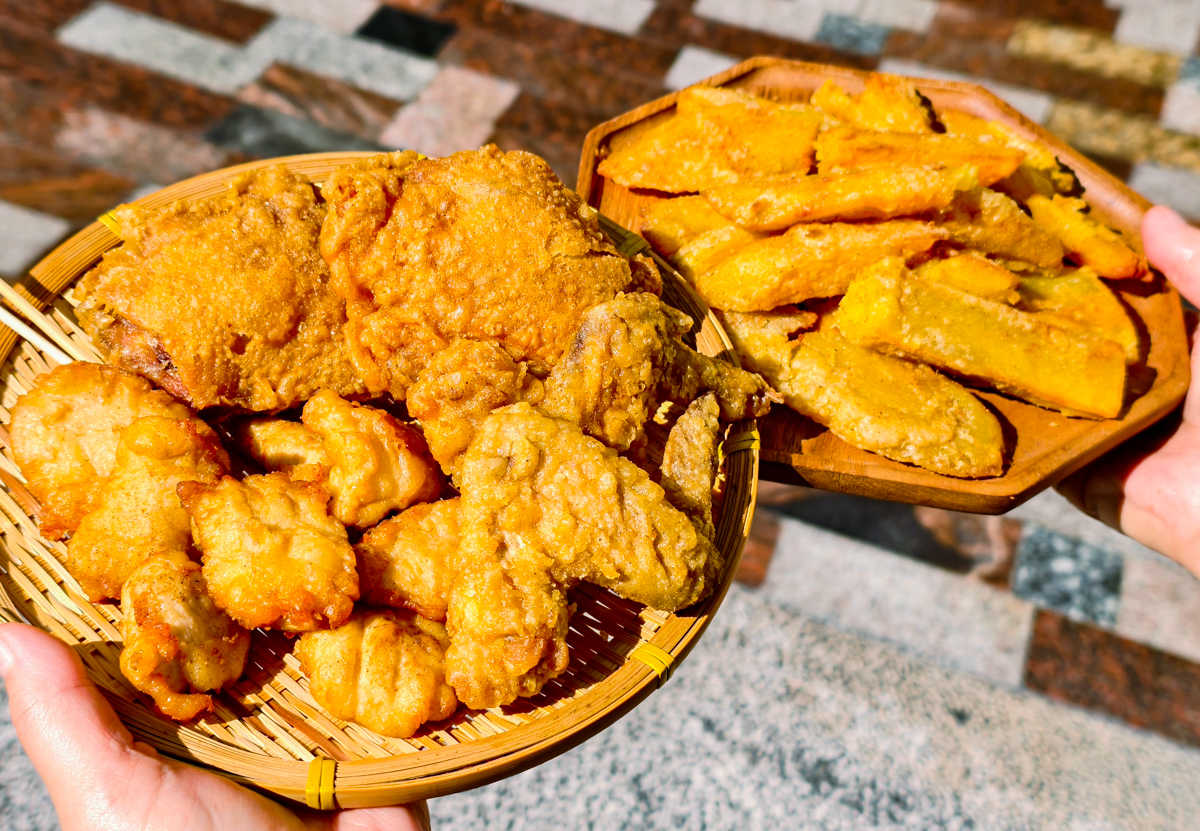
[578,57,1192,515]
[0,152,759,808]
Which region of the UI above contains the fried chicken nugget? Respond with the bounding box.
[356,498,461,621]
[447,403,721,708]
[296,609,456,738]
[120,550,250,721]
[300,390,443,527]
[810,76,935,134]
[11,362,192,540]
[232,417,329,483]
[180,473,358,632]
[66,415,229,602]
[816,126,1026,186]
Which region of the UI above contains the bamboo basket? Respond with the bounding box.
[578,57,1192,515]
[0,153,759,808]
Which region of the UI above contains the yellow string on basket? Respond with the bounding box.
[306,758,337,810]
[631,643,675,688]
[97,211,120,234]
[718,429,760,464]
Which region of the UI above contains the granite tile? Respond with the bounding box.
[943,0,1120,32]
[758,517,1035,687]
[1128,161,1200,220]
[1044,99,1200,175]
[490,90,595,154]
[0,142,135,221]
[1008,488,1165,562]
[663,45,739,91]
[1161,81,1200,136]
[855,0,940,33]
[884,2,1165,118]
[204,104,383,158]
[1011,526,1122,627]
[877,58,1055,124]
[488,125,578,187]
[0,0,89,31]
[0,74,66,149]
[235,0,381,35]
[0,200,71,282]
[237,63,403,140]
[439,26,665,119]
[504,0,655,37]
[378,65,518,156]
[691,0,825,44]
[111,0,274,44]
[1182,55,1200,83]
[0,21,237,130]
[1112,0,1200,56]
[0,681,58,831]
[53,106,229,185]
[815,12,892,57]
[1117,556,1200,664]
[356,4,456,56]
[437,0,678,79]
[1025,609,1200,749]
[1007,20,1183,88]
[735,508,780,587]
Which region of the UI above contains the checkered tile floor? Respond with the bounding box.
[2,1,1200,828]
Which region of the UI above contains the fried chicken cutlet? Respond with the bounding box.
[11,362,192,540]
[447,403,722,708]
[75,166,365,411]
[319,146,660,398]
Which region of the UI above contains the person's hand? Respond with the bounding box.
[0,622,430,831]
[1057,205,1200,574]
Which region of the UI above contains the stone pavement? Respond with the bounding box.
[2,0,1200,828]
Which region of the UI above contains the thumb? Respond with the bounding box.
[1143,205,1200,306]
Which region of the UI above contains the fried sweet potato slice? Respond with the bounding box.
[816,126,1026,186]
[914,253,1021,304]
[1018,268,1139,364]
[639,195,745,256]
[940,110,1079,197]
[837,258,1127,418]
[694,220,946,311]
[1026,195,1146,280]
[598,87,822,192]
[809,76,935,134]
[935,188,1065,271]
[703,164,977,231]
[720,310,1004,478]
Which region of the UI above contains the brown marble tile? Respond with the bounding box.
[0,21,237,130]
[111,0,274,44]
[1024,610,1200,749]
[0,141,135,221]
[0,73,65,149]
[946,0,1120,33]
[736,509,781,587]
[237,64,403,141]
[440,26,666,120]
[489,124,580,189]
[438,0,677,80]
[886,3,1163,118]
[0,0,90,31]
[493,92,594,158]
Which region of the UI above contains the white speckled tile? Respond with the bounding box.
[877,58,1056,124]
[692,0,827,44]
[1118,556,1200,663]
[505,0,656,36]
[0,201,71,283]
[235,0,382,35]
[378,65,519,156]
[1129,161,1200,218]
[663,46,739,91]
[1160,81,1200,136]
[1111,0,1200,56]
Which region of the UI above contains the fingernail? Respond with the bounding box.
[0,627,14,678]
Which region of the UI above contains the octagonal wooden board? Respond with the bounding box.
[577,56,1191,514]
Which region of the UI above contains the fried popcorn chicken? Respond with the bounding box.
[232,417,329,483]
[694,220,946,311]
[542,293,776,449]
[837,258,1127,418]
[1026,195,1146,279]
[296,609,457,739]
[180,472,358,632]
[597,86,823,192]
[407,340,545,481]
[816,126,1026,186]
[320,147,659,398]
[660,392,721,537]
[356,498,460,622]
[11,362,191,540]
[721,309,1004,478]
[66,415,228,602]
[75,166,364,411]
[702,164,977,231]
[914,253,1021,304]
[1018,269,1140,364]
[119,550,250,721]
[935,188,1065,271]
[300,390,443,527]
[810,76,936,134]
[447,403,722,708]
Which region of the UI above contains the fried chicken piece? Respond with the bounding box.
[180,473,358,632]
[319,146,659,398]
[296,609,456,738]
[11,362,192,540]
[232,417,329,483]
[75,166,365,411]
[447,403,722,708]
[356,498,460,622]
[119,550,250,721]
[66,416,229,602]
[541,293,776,449]
[660,393,721,539]
[407,340,545,481]
[300,390,443,527]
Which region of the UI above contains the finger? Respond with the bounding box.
[1143,206,1200,306]
[300,801,430,831]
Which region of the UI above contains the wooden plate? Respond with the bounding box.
[577,56,1191,515]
